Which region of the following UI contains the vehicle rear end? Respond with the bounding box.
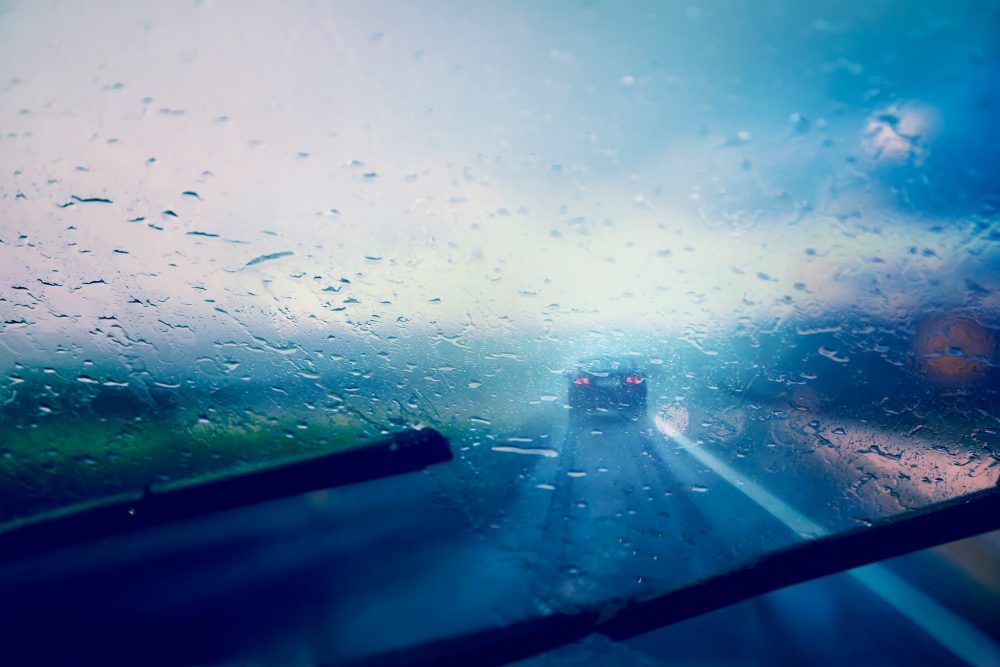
[569,358,647,424]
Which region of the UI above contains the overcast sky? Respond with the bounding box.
[1,0,998,368]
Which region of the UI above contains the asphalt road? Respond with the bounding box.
[0,407,996,667]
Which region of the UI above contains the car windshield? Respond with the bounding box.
[1,0,998,663]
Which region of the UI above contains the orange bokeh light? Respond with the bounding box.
[914,315,994,385]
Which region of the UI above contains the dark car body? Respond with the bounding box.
[568,357,647,423]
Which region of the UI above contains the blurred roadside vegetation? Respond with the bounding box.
[0,374,368,524]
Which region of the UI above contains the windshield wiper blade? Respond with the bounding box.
[0,428,451,564]
[345,486,1000,667]
[600,484,999,640]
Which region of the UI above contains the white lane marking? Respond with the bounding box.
[669,432,825,540]
[653,412,1000,667]
[851,566,1000,667]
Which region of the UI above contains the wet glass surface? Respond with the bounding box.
[0,1,998,664]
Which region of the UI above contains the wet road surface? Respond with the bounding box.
[0,408,996,666]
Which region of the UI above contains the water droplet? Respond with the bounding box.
[818,346,850,363]
[71,195,113,204]
[490,446,558,458]
[245,251,294,267]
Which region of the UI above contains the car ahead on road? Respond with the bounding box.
[569,357,647,424]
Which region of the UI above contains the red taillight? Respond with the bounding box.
[625,376,642,384]
[574,377,590,385]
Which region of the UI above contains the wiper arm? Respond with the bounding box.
[0,428,451,564]
[345,486,1000,667]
